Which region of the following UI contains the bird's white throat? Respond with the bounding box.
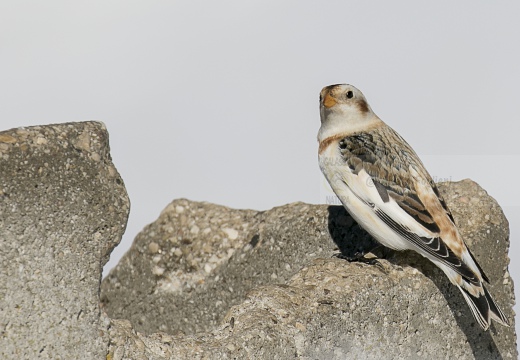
[318,110,382,143]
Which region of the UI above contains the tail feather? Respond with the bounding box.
[457,284,510,330]
[483,286,510,327]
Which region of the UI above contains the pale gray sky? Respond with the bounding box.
[2,0,519,335]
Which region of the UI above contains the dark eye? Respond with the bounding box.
[346,91,354,99]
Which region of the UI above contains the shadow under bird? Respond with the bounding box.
[317,83,509,330]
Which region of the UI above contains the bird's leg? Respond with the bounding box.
[333,242,383,262]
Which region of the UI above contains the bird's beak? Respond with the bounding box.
[322,90,337,108]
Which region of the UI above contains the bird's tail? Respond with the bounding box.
[457,284,510,330]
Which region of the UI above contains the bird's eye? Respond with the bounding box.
[346,91,354,99]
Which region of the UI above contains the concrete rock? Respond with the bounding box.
[0,122,130,359]
[104,180,516,359]
[101,198,378,335]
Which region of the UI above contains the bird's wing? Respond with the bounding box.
[337,129,483,286]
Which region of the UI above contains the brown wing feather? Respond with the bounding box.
[338,127,446,233]
[337,126,488,284]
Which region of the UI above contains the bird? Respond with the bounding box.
[317,83,509,330]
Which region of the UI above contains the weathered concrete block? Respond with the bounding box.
[103,180,516,359]
[0,122,129,359]
[0,120,514,358]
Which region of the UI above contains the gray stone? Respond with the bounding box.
[101,199,378,335]
[104,180,516,359]
[0,120,514,358]
[0,122,130,359]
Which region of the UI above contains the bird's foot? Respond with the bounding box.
[333,243,383,262]
[333,251,369,262]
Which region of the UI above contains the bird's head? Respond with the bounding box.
[318,84,380,142]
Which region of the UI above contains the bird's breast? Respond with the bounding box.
[319,138,355,197]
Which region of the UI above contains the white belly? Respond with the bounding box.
[319,150,411,252]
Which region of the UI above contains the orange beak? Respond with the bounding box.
[323,91,337,108]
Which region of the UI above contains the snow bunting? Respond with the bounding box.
[318,84,509,330]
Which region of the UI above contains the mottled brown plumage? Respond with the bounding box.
[338,127,442,232]
[335,126,482,286]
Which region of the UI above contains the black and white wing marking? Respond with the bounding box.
[337,128,485,286]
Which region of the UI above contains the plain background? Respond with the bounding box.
[2,1,519,338]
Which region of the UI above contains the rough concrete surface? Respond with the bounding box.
[0,120,515,359]
[101,199,362,335]
[0,122,130,359]
[103,180,516,359]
